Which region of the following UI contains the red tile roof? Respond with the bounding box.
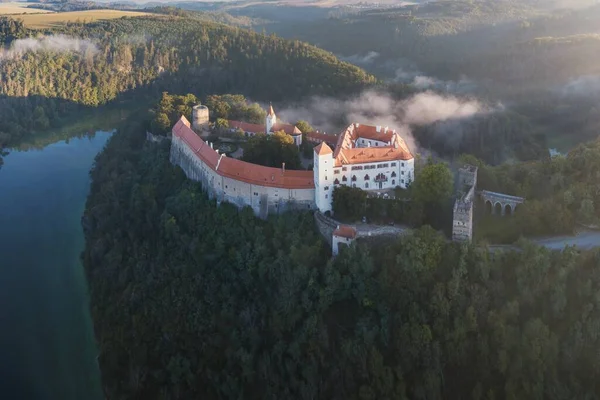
[314,142,333,156]
[306,131,338,144]
[173,117,314,189]
[228,120,265,134]
[270,123,301,136]
[332,123,413,166]
[355,125,394,142]
[335,146,412,166]
[333,225,357,239]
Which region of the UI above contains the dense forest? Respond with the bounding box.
[0,15,375,155]
[84,115,600,400]
[265,0,600,149]
[461,138,600,242]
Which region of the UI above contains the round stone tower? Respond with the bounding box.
[192,105,210,132]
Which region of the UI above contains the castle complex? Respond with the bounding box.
[170,104,415,218]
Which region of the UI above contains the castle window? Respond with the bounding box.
[325,194,328,199]
[375,142,378,146]
[342,176,347,182]
[365,182,369,188]
[401,179,405,184]
[351,166,363,171]
[364,174,370,180]
[352,175,357,182]
[342,167,347,171]
[391,172,397,177]
[401,162,405,167]
[392,180,395,185]
[391,163,397,167]
[324,186,330,190]
[334,178,340,185]
[334,169,340,174]
[401,171,405,175]
[353,184,356,188]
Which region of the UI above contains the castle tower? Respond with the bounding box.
[314,142,334,213]
[266,103,277,135]
[192,105,210,132]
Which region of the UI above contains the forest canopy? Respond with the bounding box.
[84,119,600,399]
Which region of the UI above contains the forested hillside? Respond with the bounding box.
[84,116,600,400]
[0,15,375,153]
[264,0,600,149]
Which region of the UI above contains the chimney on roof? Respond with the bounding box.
[384,126,388,132]
[271,174,274,181]
[355,123,360,128]
[376,126,381,133]
[282,162,286,175]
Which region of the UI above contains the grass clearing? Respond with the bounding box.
[12,9,155,29]
[0,2,53,15]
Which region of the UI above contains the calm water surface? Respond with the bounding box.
[0,132,112,400]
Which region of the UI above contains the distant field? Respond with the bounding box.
[8,9,155,29]
[0,2,53,15]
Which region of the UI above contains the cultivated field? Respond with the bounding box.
[0,2,53,15]
[5,9,154,29]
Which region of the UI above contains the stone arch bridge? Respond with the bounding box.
[480,190,525,216]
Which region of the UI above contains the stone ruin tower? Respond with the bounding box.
[192,105,210,134]
[452,165,478,243]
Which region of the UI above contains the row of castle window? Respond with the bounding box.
[338,178,404,186]
[340,162,404,173]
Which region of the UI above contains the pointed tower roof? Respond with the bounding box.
[314,142,333,156]
[268,103,276,117]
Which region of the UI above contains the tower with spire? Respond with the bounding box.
[266,103,277,135]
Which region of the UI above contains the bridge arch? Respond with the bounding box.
[494,202,502,215]
[480,190,525,217]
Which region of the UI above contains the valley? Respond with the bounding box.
[2,1,600,399]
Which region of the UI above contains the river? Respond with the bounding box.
[0,131,112,400]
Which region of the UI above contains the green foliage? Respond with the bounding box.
[0,16,26,45]
[84,125,600,399]
[205,94,266,124]
[412,160,453,205]
[214,118,229,130]
[295,120,314,134]
[332,185,368,221]
[151,92,198,134]
[241,131,302,169]
[469,137,600,241]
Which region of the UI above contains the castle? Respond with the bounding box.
[170,104,415,218]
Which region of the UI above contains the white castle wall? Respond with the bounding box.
[329,159,413,191]
[170,135,316,218]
